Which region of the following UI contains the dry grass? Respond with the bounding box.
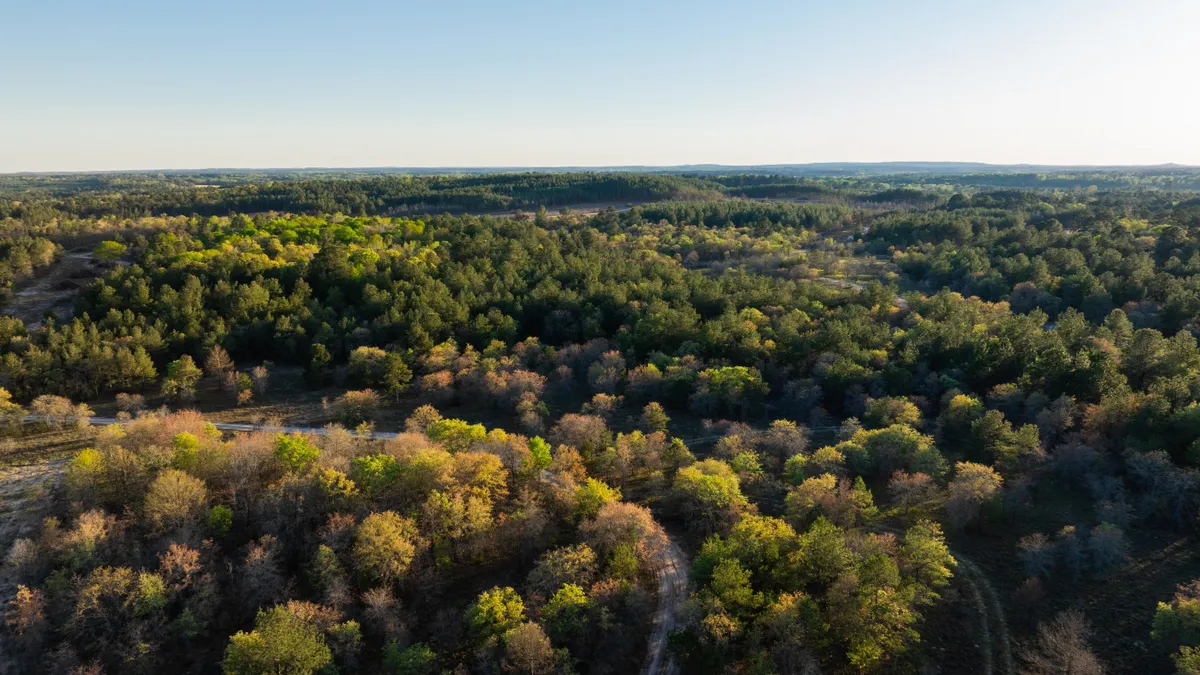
[0,427,92,469]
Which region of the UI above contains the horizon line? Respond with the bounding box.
[3,160,1197,176]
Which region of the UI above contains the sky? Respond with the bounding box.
[2,0,1198,172]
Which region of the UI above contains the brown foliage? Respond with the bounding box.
[579,501,667,564]
[159,543,203,590]
[549,414,610,456]
[503,622,556,674]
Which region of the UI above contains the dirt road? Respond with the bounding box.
[816,276,908,308]
[22,415,407,439]
[644,535,688,675]
[2,251,103,329]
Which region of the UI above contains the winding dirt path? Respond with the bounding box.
[643,535,688,675]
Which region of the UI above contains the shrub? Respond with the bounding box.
[333,389,381,425]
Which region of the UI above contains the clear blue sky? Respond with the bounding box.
[3,0,1197,171]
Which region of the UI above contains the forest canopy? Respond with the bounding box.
[4,169,1200,674]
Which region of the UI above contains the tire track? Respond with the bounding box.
[872,524,1013,675]
[954,553,1015,675]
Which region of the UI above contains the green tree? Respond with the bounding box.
[640,402,671,433]
[709,558,763,618]
[380,353,413,399]
[222,605,332,675]
[163,355,203,400]
[937,394,984,454]
[383,641,437,675]
[131,571,168,616]
[899,520,955,604]
[574,478,621,521]
[307,343,332,385]
[350,454,402,498]
[543,583,591,640]
[353,511,420,584]
[796,517,854,585]
[208,504,234,536]
[426,418,487,453]
[93,240,128,263]
[693,366,768,418]
[673,459,748,532]
[523,436,553,477]
[971,409,1040,467]
[863,397,921,429]
[465,586,526,641]
[274,433,320,473]
[1153,581,1200,653]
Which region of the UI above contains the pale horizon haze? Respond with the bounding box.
[2,0,1198,172]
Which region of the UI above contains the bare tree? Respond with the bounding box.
[1087,523,1129,575]
[1050,440,1101,486]
[405,404,443,433]
[115,393,146,416]
[1018,533,1054,578]
[1056,526,1084,579]
[239,535,286,615]
[1094,498,1132,528]
[362,586,408,642]
[1013,577,1046,626]
[587,350,626,394]
[548,414,611,456]
[251,365,270,395]
[30,395,83,430]
[1020,609,1105,675]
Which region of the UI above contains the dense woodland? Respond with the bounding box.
[4,170,1200,674]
